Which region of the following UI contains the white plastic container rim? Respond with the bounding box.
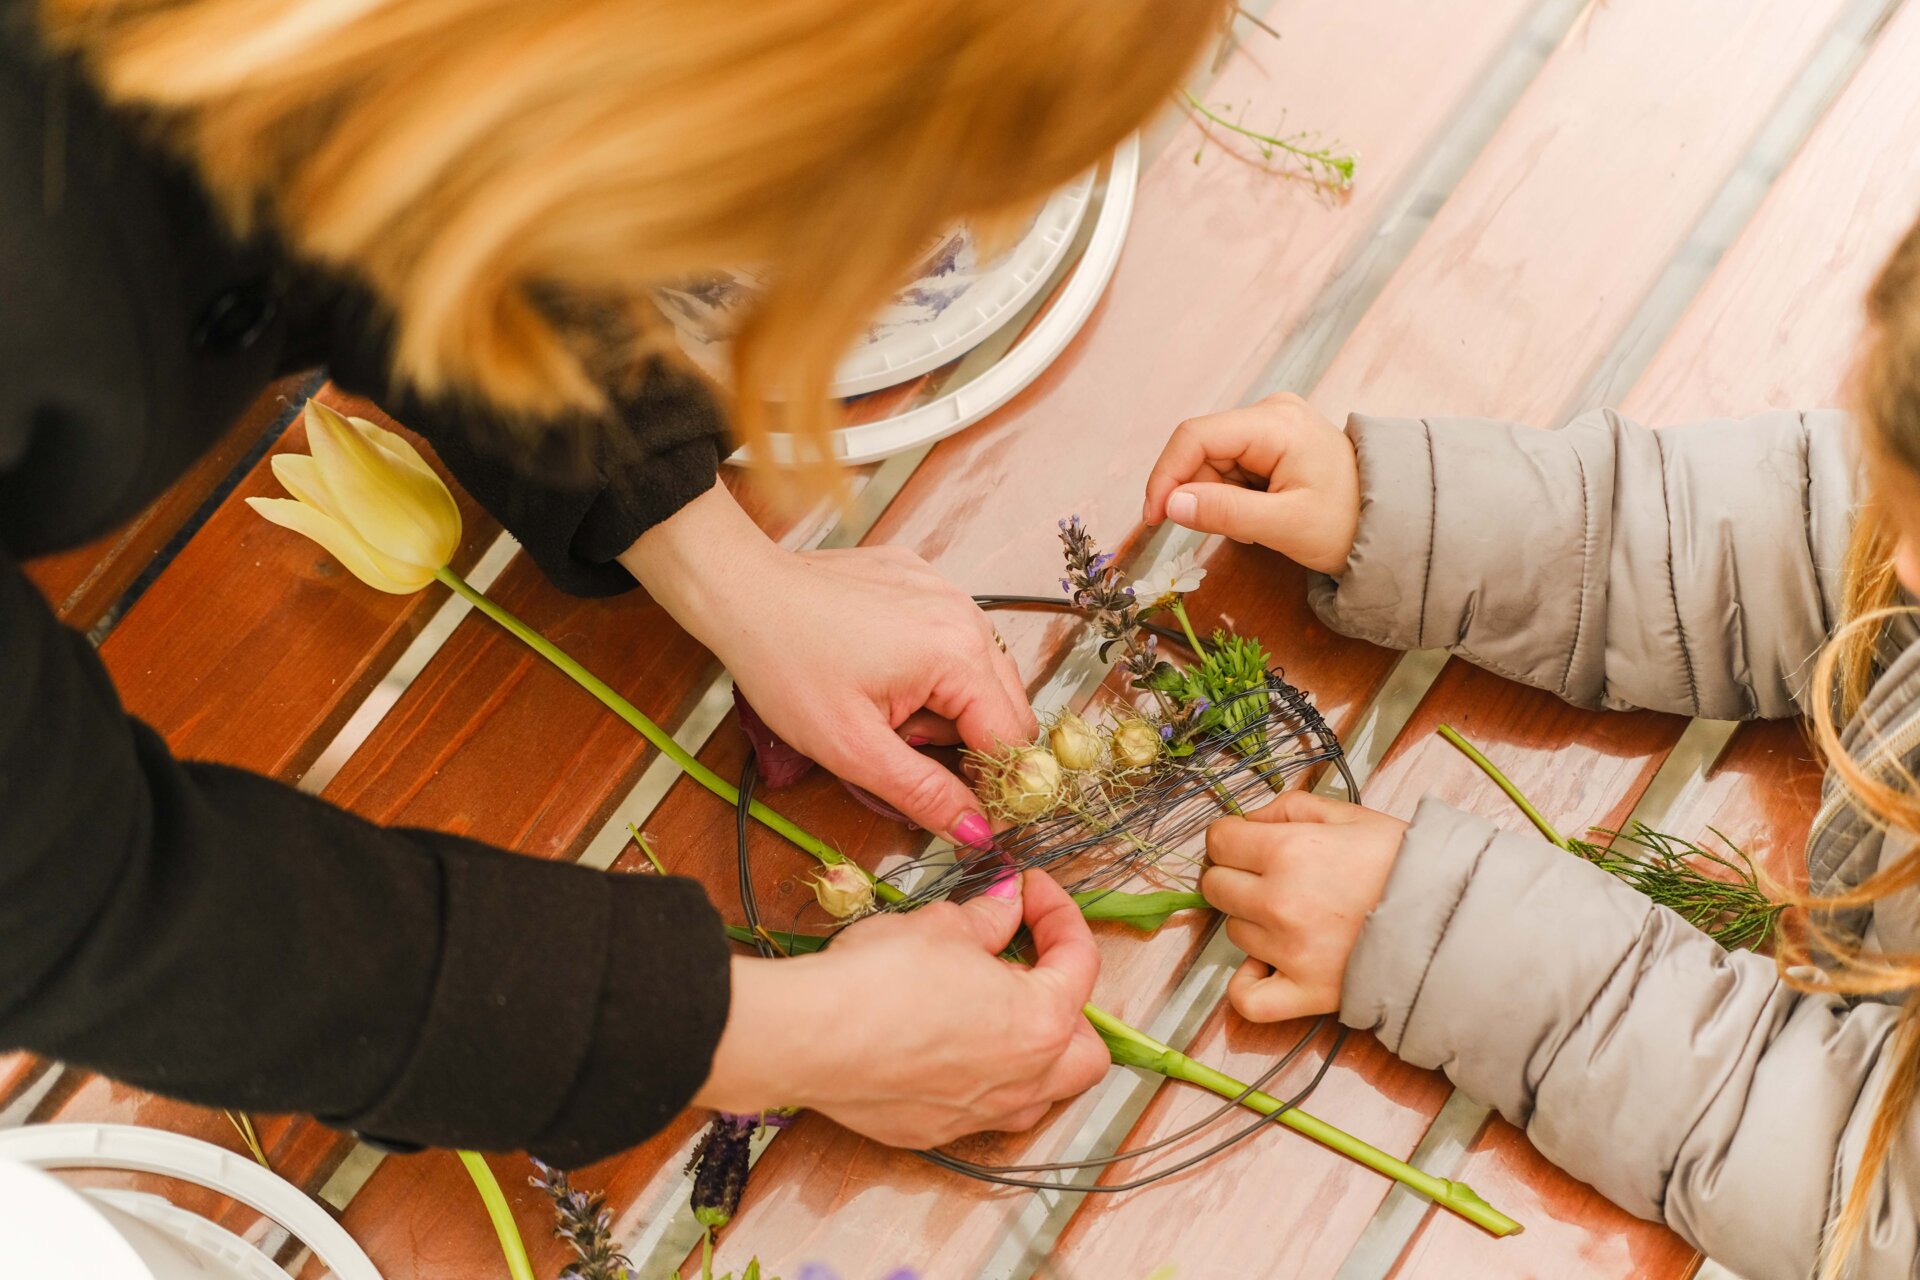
[677,167,1095,400]
[728,132,1141,468]
[0,1122,381,1280]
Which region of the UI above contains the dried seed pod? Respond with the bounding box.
[1048,712,1104,772]
[810,862,875,918]
[982,745,1064,820]
[1110,718,1163,770]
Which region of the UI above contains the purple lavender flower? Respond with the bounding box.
[529,1159,631,1280]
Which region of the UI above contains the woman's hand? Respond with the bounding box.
[1142,392,1361,577]
[696,870,1110,1147]
[1200,791,1407,1023]
[621,484,1036,846]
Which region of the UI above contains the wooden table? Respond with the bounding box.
[9,0,1919,1275]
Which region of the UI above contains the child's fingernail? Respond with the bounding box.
[904,734,931,747]
[1167,491,1197,525]
[987,867,1022,900]
[954,813,993,849]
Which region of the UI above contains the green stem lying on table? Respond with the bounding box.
[1084,1007,1522,1238]
[457,1151,535,1280]
[1437,724,1785,950]
[437,565,1516,1233]
[437,567,849,874]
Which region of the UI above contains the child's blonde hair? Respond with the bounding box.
[1795,212,1920,1277]
[39,0,1225,485]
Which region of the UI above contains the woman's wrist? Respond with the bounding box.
[616,483,784,645]
[693,954,857,1115]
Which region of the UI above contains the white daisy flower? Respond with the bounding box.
[1130,551,1207,607]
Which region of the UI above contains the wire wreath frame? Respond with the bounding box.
[730,594,1359,1194]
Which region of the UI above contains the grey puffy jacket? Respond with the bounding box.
[1313,408,1920,1279]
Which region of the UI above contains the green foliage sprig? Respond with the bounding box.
[1438,725,1785,950]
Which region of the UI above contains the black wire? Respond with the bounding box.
[727,590,1363,1191]
[913,1025,1350,1193]
[915,1016,1340,1178]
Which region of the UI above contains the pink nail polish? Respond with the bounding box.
[904,735,931,747]
[1167,491,1198,526]
[954,813,993,849]
[986,867,1021,900]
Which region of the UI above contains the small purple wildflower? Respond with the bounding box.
[1159,724,1174,741]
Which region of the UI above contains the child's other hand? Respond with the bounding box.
[1200,791,1406,1022]
[1143,393,1360,576]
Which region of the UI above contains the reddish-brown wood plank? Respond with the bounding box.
[1052,0,1854,1273]
[334,0,1552,1270]
[23,376,309,632]
[28,384,496,1193]
[1381,4,1920,1273]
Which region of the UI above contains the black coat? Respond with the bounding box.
[0,25,732,1165]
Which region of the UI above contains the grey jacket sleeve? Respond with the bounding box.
[1343,798,1913,1280]
[1308,409,1859,719]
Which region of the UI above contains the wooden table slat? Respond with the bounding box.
[23,375,308,632]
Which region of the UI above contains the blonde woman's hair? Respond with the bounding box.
[1791,211,1920,1278]
[39,0,1226,483]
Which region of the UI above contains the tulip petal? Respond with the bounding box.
[246,496,429,594]
[303,399,461,569]
[269,453,344,521]
[348,415,437,482]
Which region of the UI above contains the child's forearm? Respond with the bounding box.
[1310,407,1855,720]
[1341,794,1906,1279]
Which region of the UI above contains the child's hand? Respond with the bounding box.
[1143,392,1360,576]
[1200,791,1407,1022]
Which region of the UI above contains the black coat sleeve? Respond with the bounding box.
[307,288,731,599]
[0,547,730,1165]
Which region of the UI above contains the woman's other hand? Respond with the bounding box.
[696,870,1109,1147]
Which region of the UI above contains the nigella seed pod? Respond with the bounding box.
[1110,718,1162,770]
[810,863,875,918]
[984,745,1063,820]
[687,1114,756,1229]
[1048,712,1104,772]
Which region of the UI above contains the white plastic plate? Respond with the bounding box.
[730,132,1140,467]
[660,169,1096,400]
[0,1123,382,1280]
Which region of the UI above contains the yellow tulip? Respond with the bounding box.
[247,398,462,593]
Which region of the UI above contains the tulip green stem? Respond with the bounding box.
[457,1151,535,1280]
[1436,724,1565,847]
[436,567,861,878]
[1083,1006,1523,1238]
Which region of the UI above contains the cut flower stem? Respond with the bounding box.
[436,567,857,878]
[457,1150,535,1280]
[1083,1007,1522,1237]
